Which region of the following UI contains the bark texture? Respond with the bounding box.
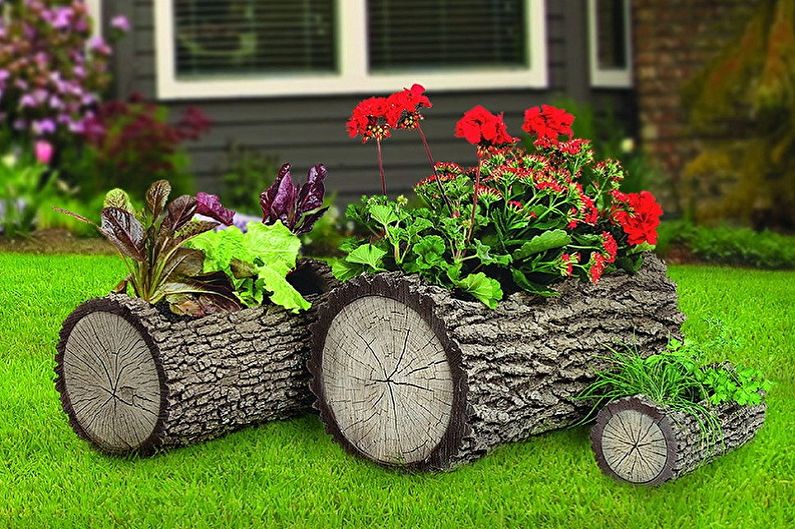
[310,253,685,470]
[591,394,766,485]
[55,260,336,455]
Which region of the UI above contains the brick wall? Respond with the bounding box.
[632,0,763,211]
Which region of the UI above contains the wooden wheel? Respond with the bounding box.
[590,396,677,485]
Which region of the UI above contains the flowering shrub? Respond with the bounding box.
[0,1,127,146]
[61,94,210,198]
[336,88,663,307]
[0,146,57,236]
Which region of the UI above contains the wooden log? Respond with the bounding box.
[308,254,685,470]
[590,394,766,485]
[55,259,336,455]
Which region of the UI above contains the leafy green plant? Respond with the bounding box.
[579,339,770,446]
[57,180,240,316]
[657,220,795,269]
[0,151,57,238]
[187,221,311,313]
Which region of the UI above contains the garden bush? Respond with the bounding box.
[657,220,795,269]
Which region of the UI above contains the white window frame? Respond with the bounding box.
[587,0,632,88]
[154,0,548,100]
[85,0,102,36]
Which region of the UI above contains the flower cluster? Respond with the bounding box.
[611,190,664,246]
[346,84,432,143]
[0,1,129,146]
[522,105,575,147]
[454,105,517,148]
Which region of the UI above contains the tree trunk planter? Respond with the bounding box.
[55,260,336,455]
[590,394,766,485]
[308,254,684,471]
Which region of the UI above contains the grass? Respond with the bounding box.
[0,253,793,529]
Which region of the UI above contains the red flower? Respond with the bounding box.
[588,252,606,283]
[601,232,618,263]
[347,96,391,143]
[386,84,431,129]
[454,105,517,147]
[522,105,575,145]
[560,252,579,276]
[508,200,524,210]
[611,190,663,245]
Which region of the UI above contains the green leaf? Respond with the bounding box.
[369,204,399,226]
[454,272,503,309]
[244,221,301,276]
[511,269,559,297]
[330,258,365,281]
[513,229,572,260]
[345,244,387,271]
[188,226,249,273]
[410,235,446,270]
[256,264,311,313]
[474,239,512,266]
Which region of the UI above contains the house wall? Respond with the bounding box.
[632,0,763,212]
[106,0,635,204]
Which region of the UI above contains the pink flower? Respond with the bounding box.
[35,140,54,165]
[111,15,131,32]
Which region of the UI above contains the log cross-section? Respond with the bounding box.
[322,295,455,465]
[310,254,685,471]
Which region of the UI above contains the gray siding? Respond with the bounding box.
[106,0,634,203]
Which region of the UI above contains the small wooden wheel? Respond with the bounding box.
[590,396,678,485]
[55,299,165,454]
[309,274,468,470]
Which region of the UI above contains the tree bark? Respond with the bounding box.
[590,394,766,485]
[55,259,336,455]
[309,254,685,470]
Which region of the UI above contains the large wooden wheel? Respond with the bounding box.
[310,254,685,471]
[55,260,336,455]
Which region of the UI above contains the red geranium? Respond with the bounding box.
[601,232,618,263]
[522,105,575,146]
[386,84,431,129]
[346,96,390,143]
[588,252,606,283]
[611,190,663,245]
[454,105,517,147]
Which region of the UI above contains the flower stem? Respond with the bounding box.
[376,138,386,195]
[466,153,482,244]
[416,122,453,213]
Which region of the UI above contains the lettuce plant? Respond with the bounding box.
[57,180,240,316]
[188,221,311,313]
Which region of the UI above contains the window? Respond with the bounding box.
[154,0,547,99]
[587,0,632,87]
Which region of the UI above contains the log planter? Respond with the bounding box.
[308,254,685,471]
[54,259,336,455]
[590,394,766,485]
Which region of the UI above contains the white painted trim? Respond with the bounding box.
[154,0,548,100]
[588,0,632,88]
[85,0,102,37]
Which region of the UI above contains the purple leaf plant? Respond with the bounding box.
[260,163,329,235]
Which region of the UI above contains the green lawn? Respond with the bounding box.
[0,253,793,529]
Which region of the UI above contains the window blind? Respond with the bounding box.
[173,0,336,78]
[367,0,527,72]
